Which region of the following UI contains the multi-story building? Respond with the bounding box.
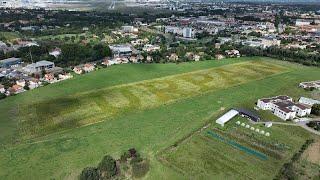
[183,27,193,38]
[257,95,311,120]
[23,60,55,74]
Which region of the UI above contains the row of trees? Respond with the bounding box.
[239,46,320,66]
[275,139,315,179]
[1,43,112,67]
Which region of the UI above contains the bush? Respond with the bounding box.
[0,93,6,100]
[130,157,143,165]
[98,155,117,178]
[120,151,130,162]
[80,167,99,180]
[132,160,149,178]
[311,104,320,116]
[128,148,138,158]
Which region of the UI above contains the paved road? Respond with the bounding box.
[296,120,320,136]
[252,120,320,136]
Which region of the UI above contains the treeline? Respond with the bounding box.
[274,139,314,180]
[0,43,111,67]
[80,148,149,180]
[239,46,320,66]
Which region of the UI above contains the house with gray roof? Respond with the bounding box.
[23,60,55,74]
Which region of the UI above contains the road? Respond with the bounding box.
[253,119,320,136]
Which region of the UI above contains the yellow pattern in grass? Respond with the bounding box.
[17,61,288,139]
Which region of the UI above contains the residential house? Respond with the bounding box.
[102,59,115,67]
[9,85,24,95]
[146,56,153,63]
[115,57,129,64]
[225,50,240,58]
[185,52,200,61]
[28,78,41,89]
[0,84,5,94]
[168,53,179,61]
[142,44,161,52]
[83,63,95,73]
[16,79,26,87]
[58,73,73,80]
[49,48,62,58]
[73,66,83,74]
[194,54,201,61]
[44,73,55,83]
[215,54,225,60]
[129,56,139,63]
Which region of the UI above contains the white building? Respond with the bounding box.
[28,79,41,89]
[122,26,138,33]
[49,48,62,58]
[183,27,193,38]
[225,50,240,58]
[16,79,26,87]
[216,109,239,127]
[257,95,311,120]
[295,19,312,26]
[109,44,133,57]
[0,84,5,94]
[143,44,160,52]
[23,60,55,74]
[299,80,320,90]
[165,26,182,35]
[299,97,320,106]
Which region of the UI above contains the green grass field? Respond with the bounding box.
[16,60,287,140]
[0,57,319,179]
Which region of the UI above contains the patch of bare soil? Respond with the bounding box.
[302,139,320,165]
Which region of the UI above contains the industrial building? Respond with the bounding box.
[0,58,22,68]
[23,60,55,74]
[109,44,133,57]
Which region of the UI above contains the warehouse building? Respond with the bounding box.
[0,57,22,68]
[216,109,239,127]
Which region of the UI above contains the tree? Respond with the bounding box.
[98,155,117,178]
[120,151,130,162]
[41,69,46,77]
[92,44,111,60]
[0,50,5,60]
[23,85,30,91]
[311,104,320,116]
[0,93,6,100]
[128,148,138,158]
[80,167,99,180]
